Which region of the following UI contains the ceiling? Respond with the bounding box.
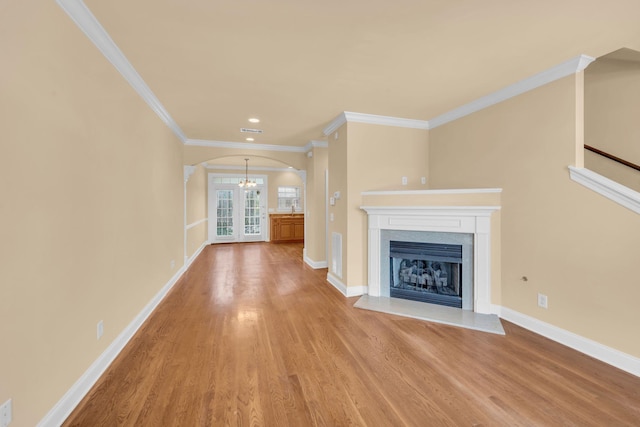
[81,0,640,149]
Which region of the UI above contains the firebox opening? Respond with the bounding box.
[390,241,463,308]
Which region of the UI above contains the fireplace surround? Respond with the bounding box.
[362,201,500,315]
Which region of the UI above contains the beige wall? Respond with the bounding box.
[347,123,429,288]
[327,125,349,281]
[0,2,184,426]
[585,53,640,192]
[186,164,208,259]
[305,147,328,264]
[429,74,640,358]
[327,122,429,288]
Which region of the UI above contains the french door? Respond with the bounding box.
[209,181,266,243]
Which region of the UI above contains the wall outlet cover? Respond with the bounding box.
[537,293,548,309]
[1,398,12,427]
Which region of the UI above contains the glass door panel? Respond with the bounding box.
[244,189,261,236]
[216,190,234,238]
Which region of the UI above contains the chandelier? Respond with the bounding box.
[238,158,257,188]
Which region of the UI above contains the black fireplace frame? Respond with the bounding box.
[389,240,463,308]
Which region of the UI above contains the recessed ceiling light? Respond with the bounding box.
[246,137,254,142]
[248,118,260,123]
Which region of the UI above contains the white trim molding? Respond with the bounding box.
[569,166,640,215]
[303,248,328,269]
[186,240,209,267]
[429,54,595,129]
[323,111,430,136]
[38,244,208,426]
[361,205,500,314]
[327,272,347,295]
[186,138,308,153]
[304,140,329,151]
[56,0,187,143]
[362,188,502,196]
[499,306,640,378]
[184,165,197,182]
[186,218,208,230]
[326,273,368,297]
[344,112,430,130]
[323,113,347,136]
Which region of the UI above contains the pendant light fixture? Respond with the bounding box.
[239,158,257,188]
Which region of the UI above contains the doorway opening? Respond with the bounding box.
[208,174,268,243]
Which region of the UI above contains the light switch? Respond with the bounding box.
[330,213,334,221]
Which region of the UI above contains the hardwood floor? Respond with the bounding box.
[64,242,640,426]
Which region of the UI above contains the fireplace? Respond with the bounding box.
[361,201,500,314]
[390,241,463,308]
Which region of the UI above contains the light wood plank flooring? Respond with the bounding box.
[64,242,640,426]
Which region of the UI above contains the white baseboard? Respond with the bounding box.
[38,245,208,426]
[186,240,209,266]
[326,273,367,297]
[303,249,328,269]
[326,272,347,296]
[489,304,502,316]
[499,306,640,378]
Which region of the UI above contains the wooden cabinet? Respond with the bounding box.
[270,214,304,243]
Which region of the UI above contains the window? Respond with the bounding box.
[211,177,264,185]
[278,186,301,211]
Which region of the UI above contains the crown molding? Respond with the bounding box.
[204,163,300,172]
[186,139,308,153]
[429,54,596,129]
[323,111,430,136]
[304,140,329,151]
[56,0,187,143]
[54,5,595,150]
[345,111,430,130]
[323,113,347,136]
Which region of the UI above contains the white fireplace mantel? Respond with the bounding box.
[361,205,501,315]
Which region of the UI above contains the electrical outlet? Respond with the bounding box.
[421,177,426,185]
[537,293,548,309]
[401,176,408,185]
[1,399,12,427]
[170,259,176,269]
[97,320,104,340]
